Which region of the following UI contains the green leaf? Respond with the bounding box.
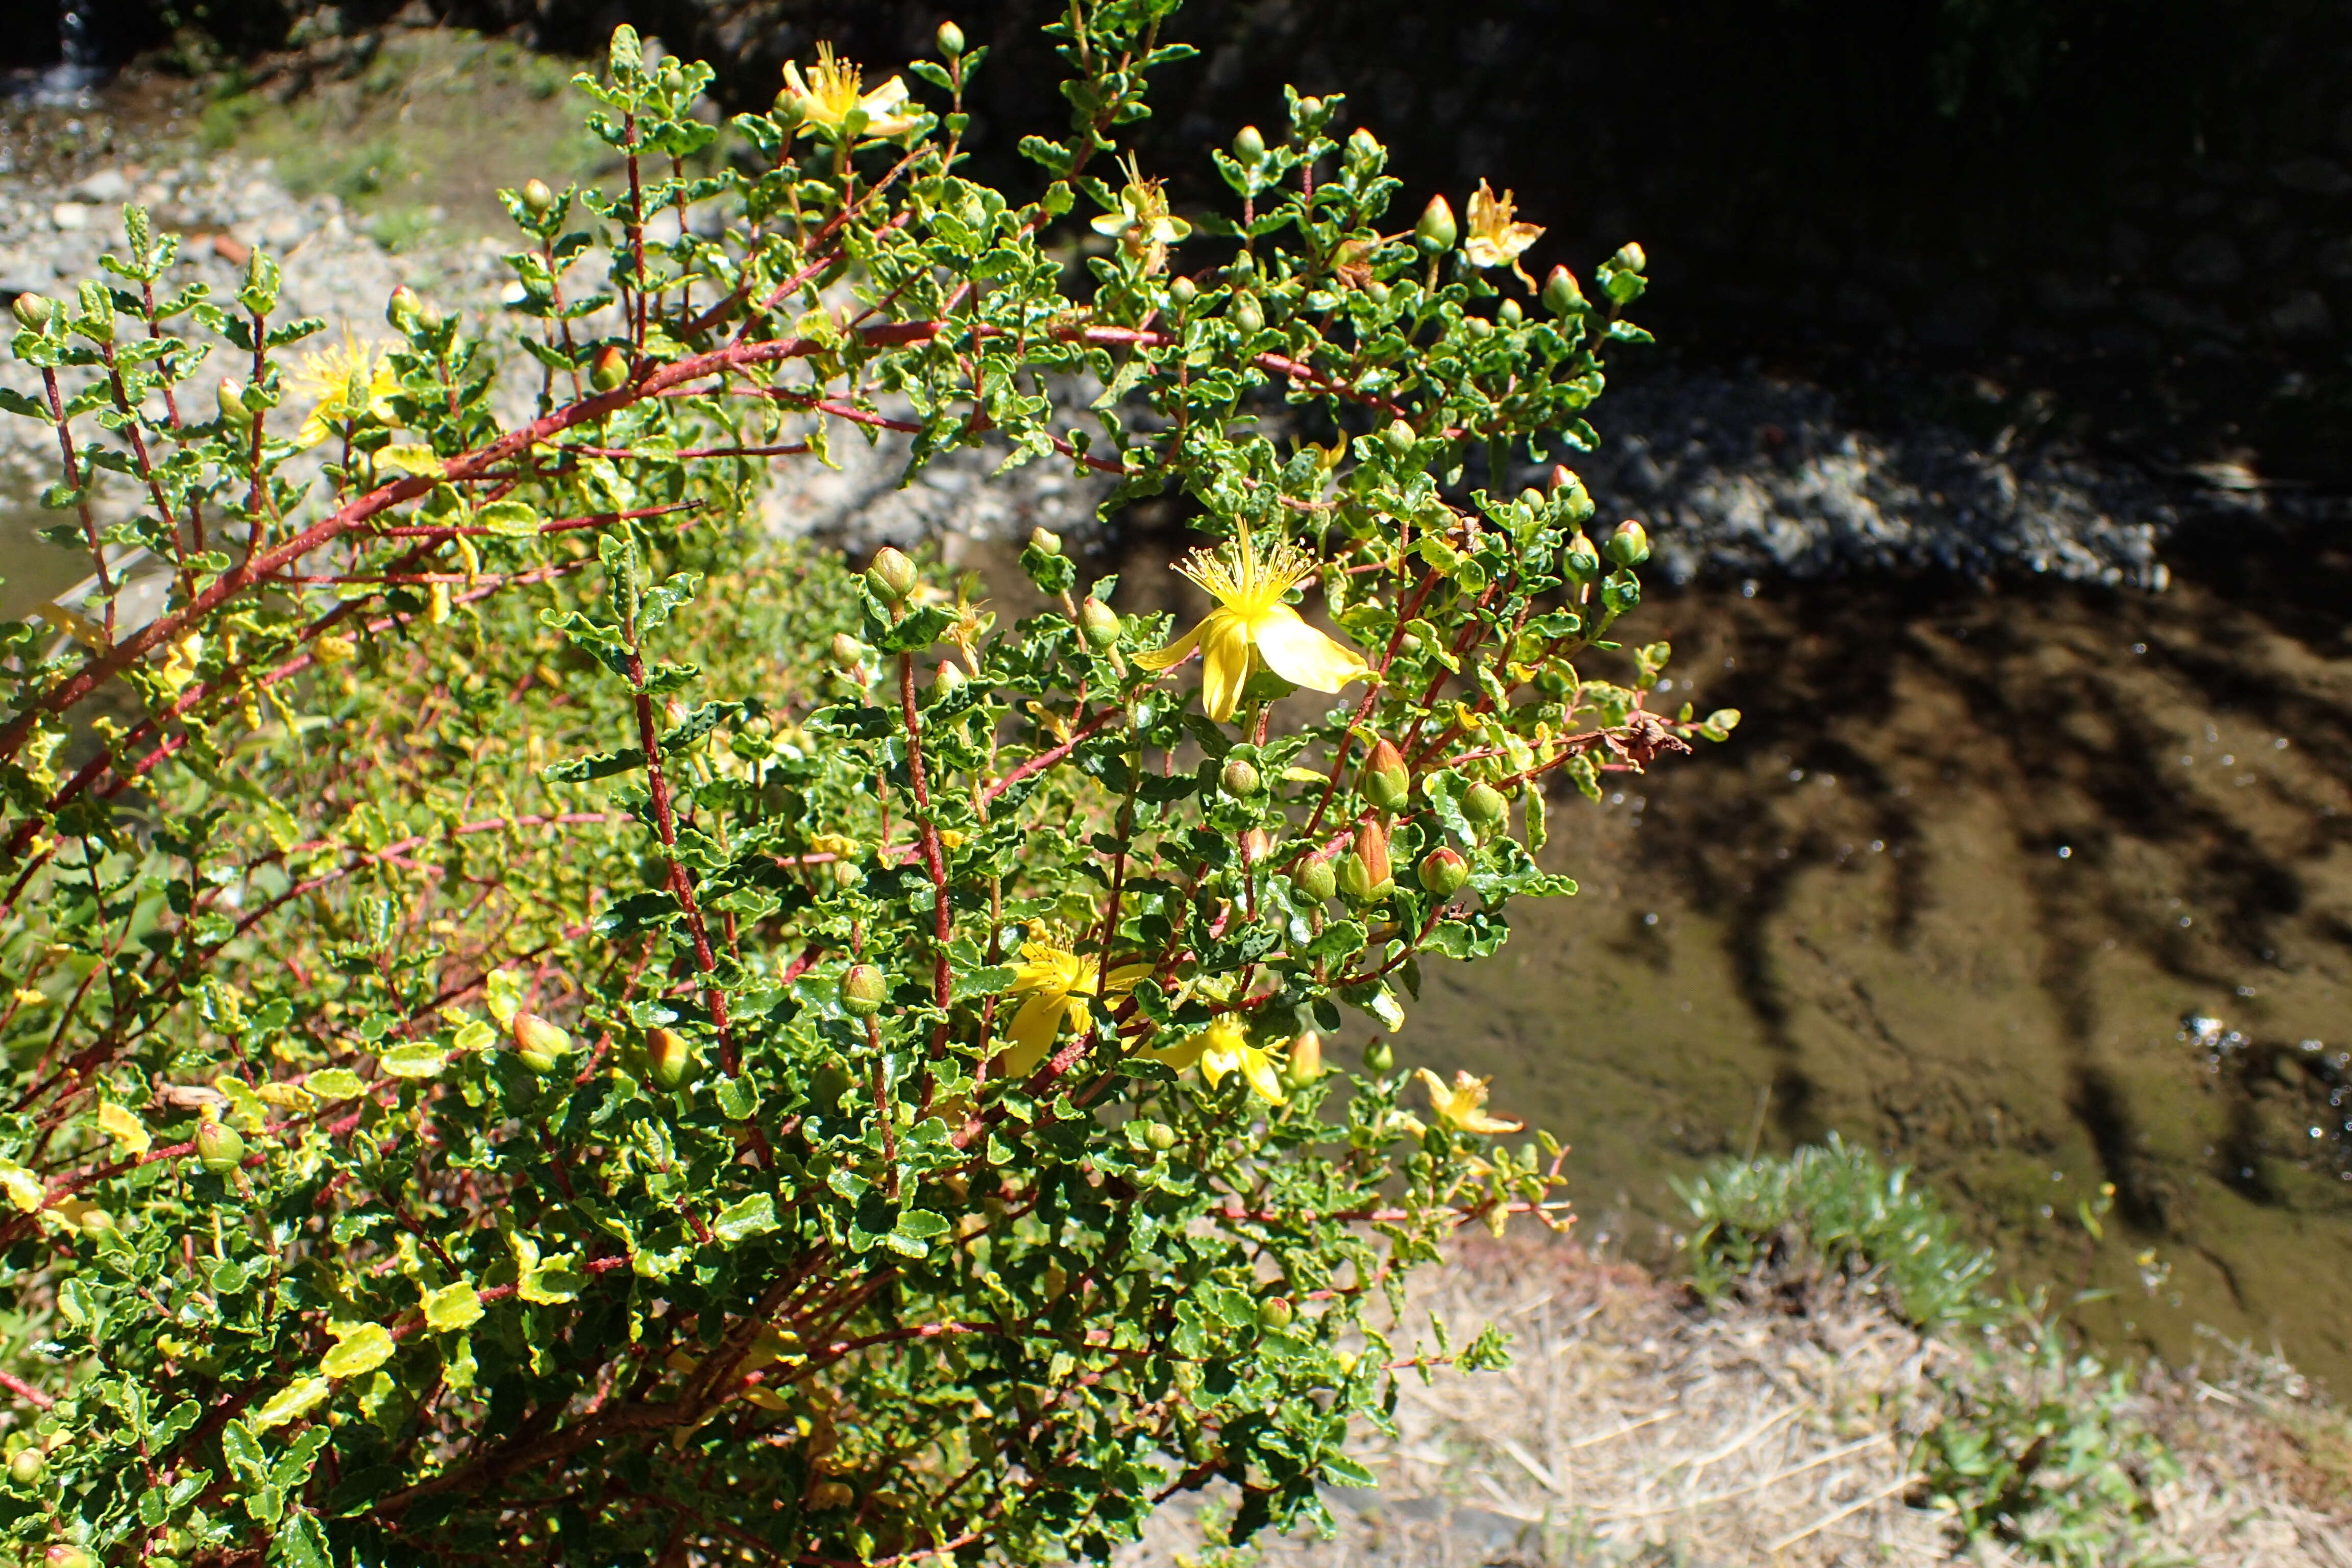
[250,1378,332,1432]
[422,1281,483,1333]
[713,1193,779,1245]
[375,444,444,477]
[321,1322,396,1380]
[306,1068,365,1100]
[475,499,541,537]
[377,1043,448,1079]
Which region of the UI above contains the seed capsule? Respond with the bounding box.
[1362,1038,1394,1072]
[1542,263,1587,316]
[214,378,250,426]
[10,1449,43,1486]
[1144,1120,1178,1151]
[1233,124,1266,163]
[1563,531,1601,583]
[1418,845,1468,897]
[1168,275,1197,308]
[1357,738,1409,812]
[1415,193,1458,253]
[644,1026,693,1091]
[1220,757,1263,798]
[511,1013,574,1074]
[194,1116,244,1174]
[589,345,629,393]
[1231,293,1264,335]
[1257,1297,1294,1330]
[1463,781,1508,829]
[1291,853,1336,903]
[840,964,888,1018]
[936,19,965,57]
[1383,419,1416,455]
[1498,298,1523,326]
[828,632,866,672]
[867,544,917,602]
[521,178,556,217]
[1287,1030,1324,1086]
[1605,520,1651,567]
[1079,596,1120,650]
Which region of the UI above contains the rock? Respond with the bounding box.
[71,168,130,204]
[2317,236,2352,279]
[2274,157,2352,195]
[2172,234,2243,287]
[50,202,88,231]
[2269,289,2333,339]
[2033,273,2116,315]
[2108,222,2150,273]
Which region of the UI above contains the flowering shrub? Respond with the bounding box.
[0,6,1729,1563]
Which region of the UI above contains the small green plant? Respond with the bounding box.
[1676,1134,1997,1329]
[1917,1319,2179,1565]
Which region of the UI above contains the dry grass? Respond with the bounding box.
[1123,1236,2352,1566]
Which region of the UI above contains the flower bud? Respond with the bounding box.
[866,544,917,603]
[1355,819,1393,890]
[384,284,422,332]
[840,964,887,1018]
[936,19,965,56]
[1498,297,1523,326]
[1362,1038,1394,1072]
[1220,757,1262,798]
[522,178,556,217]
[1415,193,1457,254]
[1079,596,1120,650]
[1168,275,1197,308]
[1287,1030,1324,1086]
[643,1026,692,1091]
[1463,780,1508,830]
[194,1115,244,1174]
[1346,127,1381,165]
[214,377,250,426]
[1143,1119,1178,1151]
[1291,852,1336,904]
[44,1547,95,1568]
[1605,519,1651,567]
[828,632,866,672]
[589,345,629,393]
[1296,95,1322,119]
[1384,419,1416,456]
[75,1207,114,1237]
[1233,124,1266,163]
[1231,293,1264,335]
[1028,526,1062,556]
[1542,263,1587,316]
[1563,531,1601,582]
[1257,1296,1294,1330]
[933,658,968,698]
[1357,738,1409,812]
[1240,827,1271,866]
[1418,845,1468,897]
[511,1012,573,1073]
[1334,851,1373,902]
[10,291,54,331]
[1613,241,1648,275]
[9,1449,42,1486]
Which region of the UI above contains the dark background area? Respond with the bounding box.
[15,0,2352,483]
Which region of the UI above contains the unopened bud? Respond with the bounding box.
[1612,241,1648,274]
[1542,263,1587,316]
[1605,519,1651,567]
[1080,596,1120,650]
[75,1207,114,1237]
[1296,95,1322,119]
[1143,1119,1177,1151]
[1498,297,1523,326]
[1234,124,1266,163]
[1287,1030,1324,1085]
[215,377,250,426]
[1347,127,1381,165]
[511,1013,573,1073]
[10,291,54,331]
[384,283,421,332]
[828,632,866,672]
[1291,852,1336,903]
[643,1026,693,1091]
[1415,193,1457,254]
[1354,819,1393,892]
[194,1115,244,1174]
[1418,845,1468,897]
[840,964,887,1018]
[1220,757,1263,798]
[936,19,965,56]
[44,1547,95,1568]
[1257,1296,1294,1330]
[1357,738,1409,812]
[1168,275,1197,308]
[314,633,356,666]
[1563,531,1601,583]
[1028,526,1062,556]
[1231,293,1264,335]
[9,1448,43,1486]
[1362,1037,1394,1072]
[1384,419,1416,455]
[1463,780,1508,830]
[589,345,629,393]
[867,544,917,602]
[522,178,556,217]
[1240,827,1271,866]
[933,658,968,699]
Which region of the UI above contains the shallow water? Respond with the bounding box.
[1393,524,2352,1389]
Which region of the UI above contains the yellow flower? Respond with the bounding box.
[1152,1017,1285,1106]
[1415,1067,1524,1135]
[291,332,400,449]
[781,43,918,140]
[1090,154,1191,274]
[1464,178,1545,289]
[1000,932,1151,1079]
[1134,521,1370,724]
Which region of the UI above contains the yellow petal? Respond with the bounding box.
[99,1100,151,1157]
[1132,618,1205,672]
[1248,605,1369,694]
[1002,990,1067,1079]
[1238,1046,1288,1106]
[1104,963,1155,995]
[1091,212,1135,237]
[1198,615,1256,724]
[1148,1036,1206,1072]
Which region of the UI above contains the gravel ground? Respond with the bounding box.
[0,154,2269,603]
